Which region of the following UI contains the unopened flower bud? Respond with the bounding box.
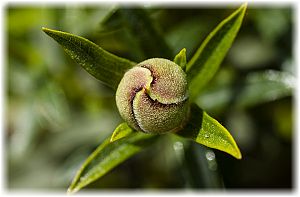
[116,58,189,134]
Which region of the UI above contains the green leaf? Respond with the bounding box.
[236,70,294,108]
[195,69,294,112]
[110,122,135,142]
[186,3,247,101]
[68,123,158,194]
[177,104,241,159]
[119,8,173,59]
[42,27,136,90]
[173,48,187,71]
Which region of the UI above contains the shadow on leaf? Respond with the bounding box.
[177,103,242,159]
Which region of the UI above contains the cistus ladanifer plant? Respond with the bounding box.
[43,3,247,193]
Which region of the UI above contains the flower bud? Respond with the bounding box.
[116,58,189,134]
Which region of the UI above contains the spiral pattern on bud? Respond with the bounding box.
[116,58,189,134]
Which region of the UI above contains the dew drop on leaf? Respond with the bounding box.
[173,141,184,151]
[205,150,215,161]
[204,134,210,138]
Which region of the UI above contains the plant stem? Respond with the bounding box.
[172,136,224,188]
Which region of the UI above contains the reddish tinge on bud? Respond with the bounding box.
[116,58,189,134]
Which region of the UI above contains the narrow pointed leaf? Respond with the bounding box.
[119,8,173,59]
[186,4,247,101]
[195,69,294,111]
[42,27,136,90]
[68,123,158,194]
[177,104,241,159]
[110,122,135,142]
[236,70,295,108]
[174,48,187,71]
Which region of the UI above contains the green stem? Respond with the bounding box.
[185,143,224,188]
[172,136,224,188]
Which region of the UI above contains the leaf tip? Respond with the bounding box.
[177,48,187,57]
[41,27,65,38]
[67,187,76,195]
[174,48,187,71]
[241,2,248,9]
[225,134,242,160]
[233,148,242,159]
[229,133,242,159]
[239,2,248,15]
[109,135,116,143]
[41,27,50,34]
[237,154,242,160]
[110,122,135,143]
[42,27,56,38]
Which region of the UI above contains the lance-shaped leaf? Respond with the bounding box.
[110,122,135,142]
[68,123,158,194]
[195,69,295,112]
[236,70,295,108]
[177,104,241,159]
[186,3,247,101]
[119,8,173,59]
[174,48,187,71]
[42,27,136,90]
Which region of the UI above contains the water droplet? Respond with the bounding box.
[205,150,215,161]
[173,141,183,151]
[204,134,210,138]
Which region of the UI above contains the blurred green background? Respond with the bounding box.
[6,3,294,190]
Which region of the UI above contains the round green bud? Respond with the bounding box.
[116,58,189,134]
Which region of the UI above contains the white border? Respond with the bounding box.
[1,0,298,197]
[0,1,4,196]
